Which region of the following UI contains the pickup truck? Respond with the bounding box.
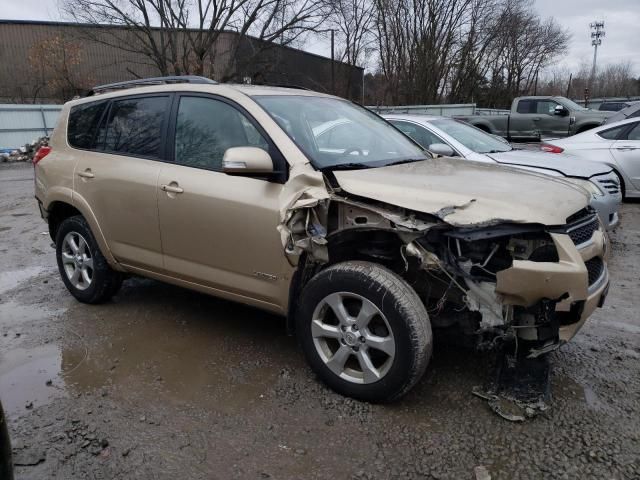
[457,96,614,141]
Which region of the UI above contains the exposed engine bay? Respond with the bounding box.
[280,170,606,358]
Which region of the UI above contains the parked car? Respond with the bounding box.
[604,102,640,124]
[598,100,640,112]
[456,96,613,141]
[0,400,13,480]
[539,117,640,200]
[383,114,621,229]
[34,76,609,402]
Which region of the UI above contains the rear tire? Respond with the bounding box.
[55,215,122,304]
[297,261,432,402]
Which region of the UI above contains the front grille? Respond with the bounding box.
[567,216,599,246]
[585,257,604,286]
[594,173,621,195]
[566,208,592,224]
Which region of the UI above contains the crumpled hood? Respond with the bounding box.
[485,149,611,178]
[333,158,590,227]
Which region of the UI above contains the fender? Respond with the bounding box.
[41,185,74,218]
[67,191,126,272]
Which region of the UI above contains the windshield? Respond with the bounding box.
[561,98,589,111]
[430,119,512,154]
[254,95,428,169]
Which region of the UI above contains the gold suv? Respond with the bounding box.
[34,76,609,402]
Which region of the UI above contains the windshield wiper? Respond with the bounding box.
[383,157,427,167]
[322,163,372,171]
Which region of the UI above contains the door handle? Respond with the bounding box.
[77,169,94,179]
[160,183,184,194]
[616,146,637,151]
[532,117,541,121]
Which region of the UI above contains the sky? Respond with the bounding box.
[2,0,639,74]
[535,0,640,75]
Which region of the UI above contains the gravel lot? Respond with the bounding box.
[1,162,639,479]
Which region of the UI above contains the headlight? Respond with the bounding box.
[564,178,604,196]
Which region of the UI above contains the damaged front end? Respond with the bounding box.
[408,214,607,357]
[280,165,608,358]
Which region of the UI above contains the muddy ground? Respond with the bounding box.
[1,162,639,479]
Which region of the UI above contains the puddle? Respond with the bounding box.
[0,344,66,417]
[58,279,297,414]
[0,301,61,331]
[554,375,605,411]
[0,266,45,295]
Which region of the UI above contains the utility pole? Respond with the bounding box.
[330,29,335,94]
[589,21,605,97]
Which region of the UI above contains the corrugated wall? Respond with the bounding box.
[0,104,62,150]
[0,21,363,104]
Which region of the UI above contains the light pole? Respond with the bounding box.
[589,21,605,95]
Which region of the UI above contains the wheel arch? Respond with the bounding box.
[575,123,600,134]
[472,122,493,134]
[286,229,407,334]
[48,196,124,272]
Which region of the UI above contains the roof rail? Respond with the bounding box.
[259,83,313,91]
[87,76,217,96]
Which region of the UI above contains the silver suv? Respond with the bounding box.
[34,77,609,402]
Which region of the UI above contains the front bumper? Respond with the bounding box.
[559,269,608,342]
[495,227,608,345]
[590,193,621,230]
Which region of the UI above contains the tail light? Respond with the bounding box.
[540,143,564,154]
[33,146,52,165]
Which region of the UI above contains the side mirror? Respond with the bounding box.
[554,105,568,116]
[428,143,455,157]
[223,147,274,174]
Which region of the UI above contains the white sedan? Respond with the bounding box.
[540,117,640,199]
[382,114,622,229]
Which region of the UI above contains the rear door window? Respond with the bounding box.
[102,96,170,158]
[67,101,108,149]
[516,100,534,114]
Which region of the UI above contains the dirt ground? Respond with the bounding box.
[1,162,639,480]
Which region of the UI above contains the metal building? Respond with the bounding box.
[0,20,364,104]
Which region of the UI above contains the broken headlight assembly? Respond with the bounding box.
[439,225,559,279]
[411,224,566,355]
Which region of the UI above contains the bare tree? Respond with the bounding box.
[28,34,93,102]
[539,61,640,100]
[368,0,569,106]
[61,0,327,80]
[323,0,375,96]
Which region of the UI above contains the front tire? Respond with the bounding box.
[55,216,122,304]
[297,261,432,402]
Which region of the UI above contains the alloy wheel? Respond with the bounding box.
[311,292,396,384]
[61,231,94,291]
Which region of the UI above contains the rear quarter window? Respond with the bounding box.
[597,125,627,140]
[67,101,108,149]
[102,96,169,158]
